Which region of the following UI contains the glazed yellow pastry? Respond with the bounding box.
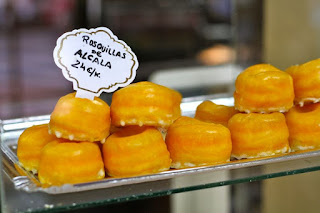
[285,103,320,151]
[165,116,232,169]
[17,124,57,174]
[286,58,320,106]
[228,112,290,159]
[49,92,111,142]
[110,81,182,128]
[234,64,294,113]
[194,100,237,126]
[103,126,171,177]
[38,139,105,186]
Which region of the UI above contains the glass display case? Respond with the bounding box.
[2,1,320,213]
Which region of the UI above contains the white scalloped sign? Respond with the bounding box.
[53,27,138,100]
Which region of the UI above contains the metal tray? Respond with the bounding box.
[2,94,320,195]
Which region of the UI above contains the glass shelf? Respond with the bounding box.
[2,94,320,213]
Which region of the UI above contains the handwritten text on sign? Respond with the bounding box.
[53,27,138,100]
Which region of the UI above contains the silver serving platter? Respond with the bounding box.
[2,94,320,195]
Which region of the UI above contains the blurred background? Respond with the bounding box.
[1,0,320,213]
[0,0,262,119]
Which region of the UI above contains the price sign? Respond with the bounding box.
[53,27,138,100]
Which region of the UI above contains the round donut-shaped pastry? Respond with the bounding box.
[228,112,290,159]
[103,126,171,177]
[17,124,57,174]
[286,58,320,106]
[165,116,232,169]
[234,64,294,113]
[285,103,320,151]
[194,100,237,126]
[38,139,105,186]
[49,92,111,143]
[110,81,182,128]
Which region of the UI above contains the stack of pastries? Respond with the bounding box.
[18,93,110,185]
[195,63,294,159]
[16,59,320,186]
[230,64,293,159]
[104,81,180,177]
[285,59,320,151]
[17,81,181,185]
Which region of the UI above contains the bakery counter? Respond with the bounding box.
[2,94,320,213]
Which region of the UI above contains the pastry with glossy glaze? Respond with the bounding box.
[234,64,294,113]
[110,81,182,128]
[17,124,57,174]
[285,103,320,151]
[49,92,111,143]
[286,58,320,106]
[38,139,105,186]
[103,126,171,177]
[165,116,232,169]
[195,100,237,126]
[228,112,290,159]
